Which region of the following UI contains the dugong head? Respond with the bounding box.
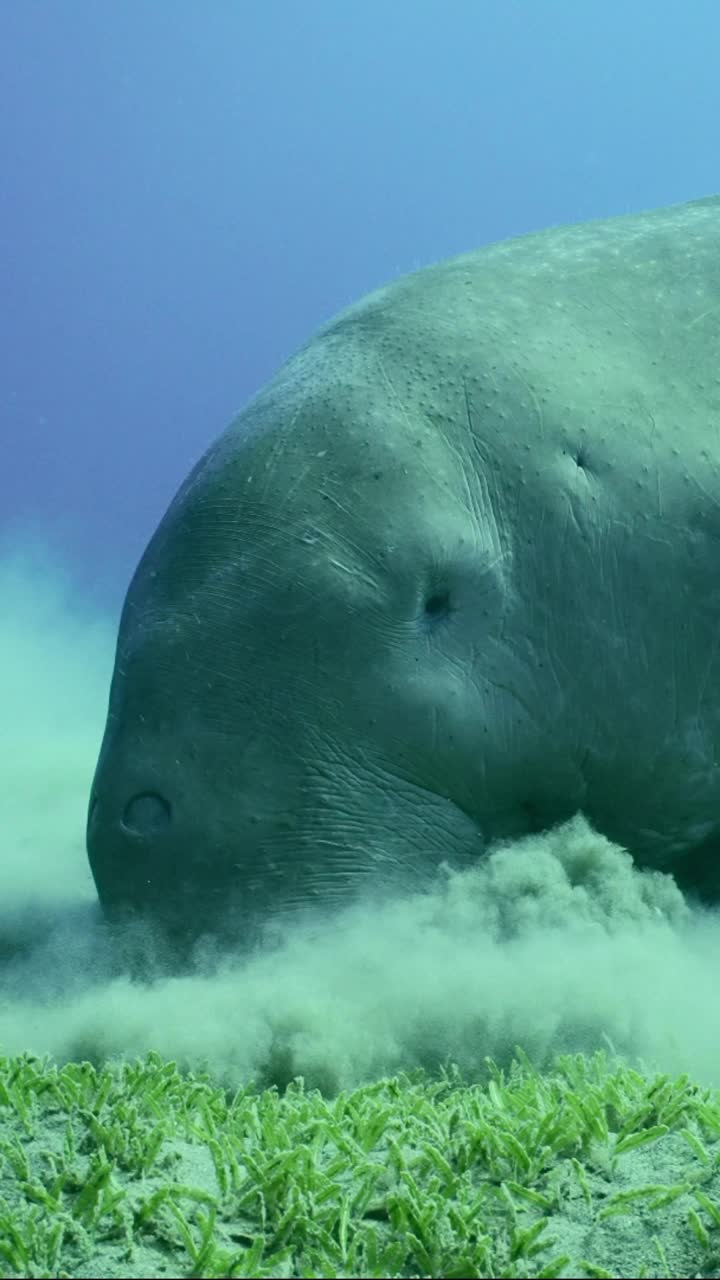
[87,295,585,952]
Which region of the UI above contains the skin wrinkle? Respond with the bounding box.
[688,304,720,328]
[376,352,414,440]
[299,769,456,882]
[466,438,508,572]
[595,292,644,345]
[260,403,304,504]
[457,381,486,529]
[512,365,546,441]
[312,490,392,582]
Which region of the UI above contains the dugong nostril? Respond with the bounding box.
[122,792,172,836]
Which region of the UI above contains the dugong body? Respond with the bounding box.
[88,196,720,946]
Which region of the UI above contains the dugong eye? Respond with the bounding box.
[423,590,452,621]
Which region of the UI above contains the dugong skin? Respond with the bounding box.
[88,195,720,945]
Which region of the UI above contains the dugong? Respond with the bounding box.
[88,196,720,948]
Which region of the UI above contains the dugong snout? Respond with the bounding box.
[87,769,259,948]
[87,782,178,919]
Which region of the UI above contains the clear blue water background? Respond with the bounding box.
[3,0,719,609]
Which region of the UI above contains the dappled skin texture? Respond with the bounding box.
[88,195,720,948]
